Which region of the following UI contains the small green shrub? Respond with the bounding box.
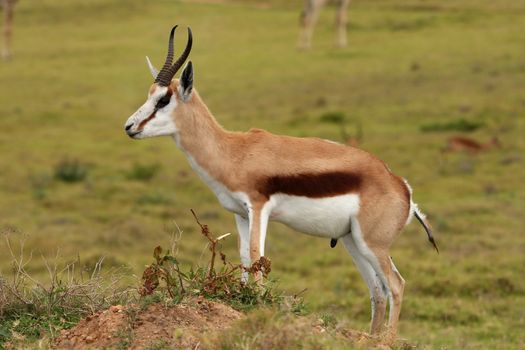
[289,296,309,316]
[53,158,88,183]
[319,111,346,124]
[318,111,363,145]
[420,118,484,132]
[320,313,338,329]
[126,163,160,182]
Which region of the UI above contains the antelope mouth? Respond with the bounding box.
[127,130,142,138]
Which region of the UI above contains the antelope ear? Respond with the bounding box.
[180,61,193,101]
[145,56,159,79]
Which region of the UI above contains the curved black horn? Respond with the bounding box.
[154,25,178,86]
[167,27,193,79]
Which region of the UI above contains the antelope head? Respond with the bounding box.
[124,26,194,139]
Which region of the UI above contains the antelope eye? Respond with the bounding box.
[155,94,171,109]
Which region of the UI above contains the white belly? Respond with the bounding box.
[180,148,359,237]
[268,193,359,238]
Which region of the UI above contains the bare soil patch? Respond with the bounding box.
[53,297,242,349]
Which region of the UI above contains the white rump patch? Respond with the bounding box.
[402,178,416,226]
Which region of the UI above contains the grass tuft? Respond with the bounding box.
[126,162,161,182]
[53,158,89,183]
[0,233,133,347]
[420,118,484,133]
[319,111,347,124]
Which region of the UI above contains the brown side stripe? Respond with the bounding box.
[138,111,156,130]
[259,171,362,199]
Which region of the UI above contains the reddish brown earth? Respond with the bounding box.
[52,298,409,349]
[53,297,242,349]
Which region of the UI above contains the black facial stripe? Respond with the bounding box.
[155,93,172,109]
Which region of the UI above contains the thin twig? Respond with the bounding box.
[191,209,218,278]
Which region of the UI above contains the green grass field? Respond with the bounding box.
[1,0,524,348]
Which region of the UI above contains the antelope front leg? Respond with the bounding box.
[235,214,251,283]
[248,204,270,282]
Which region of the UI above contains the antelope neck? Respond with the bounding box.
[173,92,233,185]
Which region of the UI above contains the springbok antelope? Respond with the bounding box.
[298,0,350,49]
[444,135,501,155]
[124,26,438,340]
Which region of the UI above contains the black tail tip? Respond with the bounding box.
[330,239,338,248]
[429,237,439,254]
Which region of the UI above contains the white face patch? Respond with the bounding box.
[124,85,178,139]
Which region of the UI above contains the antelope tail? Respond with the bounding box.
[414,207,439,253]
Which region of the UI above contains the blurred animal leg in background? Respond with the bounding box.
[1,0,15,60]
[298,0,327,50]
[335,0,350,48]
[299,0,350,49]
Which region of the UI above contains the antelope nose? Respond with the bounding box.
[125,123,133,131]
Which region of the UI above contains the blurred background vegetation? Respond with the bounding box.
[0,0,524,348]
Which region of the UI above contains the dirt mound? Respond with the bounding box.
[54,297,242,349]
